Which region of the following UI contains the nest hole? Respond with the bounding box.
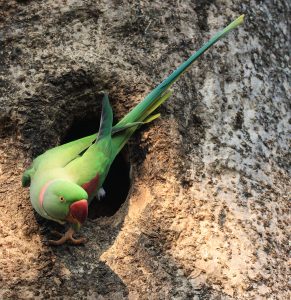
[62,115,131,218]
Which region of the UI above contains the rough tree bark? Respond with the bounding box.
[0,0,290,299]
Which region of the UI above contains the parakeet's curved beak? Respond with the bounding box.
[69,199,88,224]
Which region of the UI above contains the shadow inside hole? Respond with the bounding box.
[62,116,100,143]
[62,116,131,218]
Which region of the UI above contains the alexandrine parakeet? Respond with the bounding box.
[22,16,244,245]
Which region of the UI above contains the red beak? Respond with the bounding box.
[69,199,88,224]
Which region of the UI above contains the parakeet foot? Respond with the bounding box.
[48,227,87,245]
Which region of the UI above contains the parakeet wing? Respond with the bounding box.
[22,134,97,186]
[64,94,113,196]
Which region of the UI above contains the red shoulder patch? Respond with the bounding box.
[82,174,100,198]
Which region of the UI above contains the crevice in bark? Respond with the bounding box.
[61,116,99,144]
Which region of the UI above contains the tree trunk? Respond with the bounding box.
[0,1,289,299]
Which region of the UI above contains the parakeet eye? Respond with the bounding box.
[59,196,65,202]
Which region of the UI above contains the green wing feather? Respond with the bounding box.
[36,134,97,169]
[22,166,35,187]
[21,134,97,186]
[65,94,113,187]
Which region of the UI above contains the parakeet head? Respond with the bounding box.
[41,180,88,227]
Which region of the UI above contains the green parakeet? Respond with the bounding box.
[22,15,244,245]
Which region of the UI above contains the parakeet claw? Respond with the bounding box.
[48,227,87,246]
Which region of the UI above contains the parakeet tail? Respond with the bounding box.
[111,15,244,158]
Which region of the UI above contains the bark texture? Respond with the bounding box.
[0,0,290,299]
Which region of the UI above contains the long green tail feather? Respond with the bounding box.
[111,90,173,155]
[111,15,244,159]
[112,113,161,135]
[117,15,244,126]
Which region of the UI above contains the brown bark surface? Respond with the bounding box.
[0,1,290,299]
